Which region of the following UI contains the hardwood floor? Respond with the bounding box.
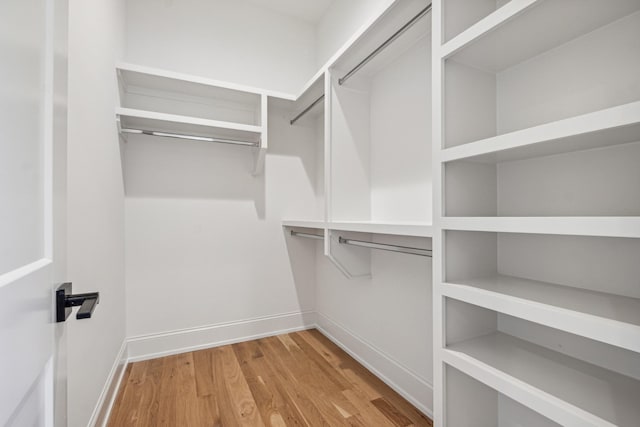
[108,329,433,426]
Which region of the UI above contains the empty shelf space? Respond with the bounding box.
[282,220,326,230]
[329,221,433,238]
[442,275,640,353]
[442,0,537,52]
[441,217,640,238]
[116,108,262,144]
[444,139,640,217]
[444,332,640,427]
[443,8,640,148]
[441,101,640,163]
[117,63,270,127]
[117,62,289,101]
[441,0,640,72]
[445,364,560,427]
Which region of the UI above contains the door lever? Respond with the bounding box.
[56,282,100,322]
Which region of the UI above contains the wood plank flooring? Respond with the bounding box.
[108,329,433,426]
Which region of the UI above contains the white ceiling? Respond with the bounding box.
[244,0,334,23]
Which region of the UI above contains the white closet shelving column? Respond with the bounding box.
[434,0,640,426]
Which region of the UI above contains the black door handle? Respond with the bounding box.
[56,283,100,322]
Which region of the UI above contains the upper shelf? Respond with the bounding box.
[440,101,640,163]
[116,108,262,144]
[116,63,271,174]
[441,0,640,72]
[117,62,293,101]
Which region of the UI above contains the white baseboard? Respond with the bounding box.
[127,310,317,362]
[315,312,433,418]
[88,339,128,427]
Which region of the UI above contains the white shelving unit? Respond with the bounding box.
[323,0,433,278]
[445,331,640,427]
[433,0,640,425]
[283,220,432,238]
[115,62,274,174]
[442,275,640,353]
[284,0,434,279]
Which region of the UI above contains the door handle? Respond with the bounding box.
[55,282,100,322]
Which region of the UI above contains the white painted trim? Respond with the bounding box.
[116,61,296,100]
[0,258,51,289]
[115,107,263,134]
[315,312,433,418]
[439,0,539,59]
[88,340,128,427]
[127,311,316,362]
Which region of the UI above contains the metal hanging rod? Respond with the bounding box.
[290,230,324,240]
[338,4,432,86]
[120,128,259,147]
[290,94,325,125]
[289,230,431,257]
[338,236,432,257]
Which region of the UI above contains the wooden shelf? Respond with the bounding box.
[441,217,640,238]
[116,108,262,144]
[442,275,640,353]
[442,0,640,72]
[444,332,640,427]
[440,101,640,163]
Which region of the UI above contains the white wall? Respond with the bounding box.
[124,108,321,359]
[66,0,127,425]
[371,36,432,223]
[315,0,394,67]
[316,34,433,415]
[316,234,433,415]
[125,0,317,94]
[122,0,432,415]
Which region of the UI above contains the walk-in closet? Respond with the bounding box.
[2,0,639,426]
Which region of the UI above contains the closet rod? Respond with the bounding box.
[120,128,259,147]
[290,94,325,125]
[338,237,432,257]
[290,230,324,240]
[338,4,432,85]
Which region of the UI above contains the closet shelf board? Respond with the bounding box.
[440,101,640,163]
[442,275,640,353]
[282,220,326,230]
[442,0,640,72]
[282,221,433,237]
[440,0,538,58]
[116,108,262,143]
[441,217,640,238]
[443,332,640,427]
[328,221,433,238]
[117,62,294,100]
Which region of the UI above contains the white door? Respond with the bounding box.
[0,0,69,426]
